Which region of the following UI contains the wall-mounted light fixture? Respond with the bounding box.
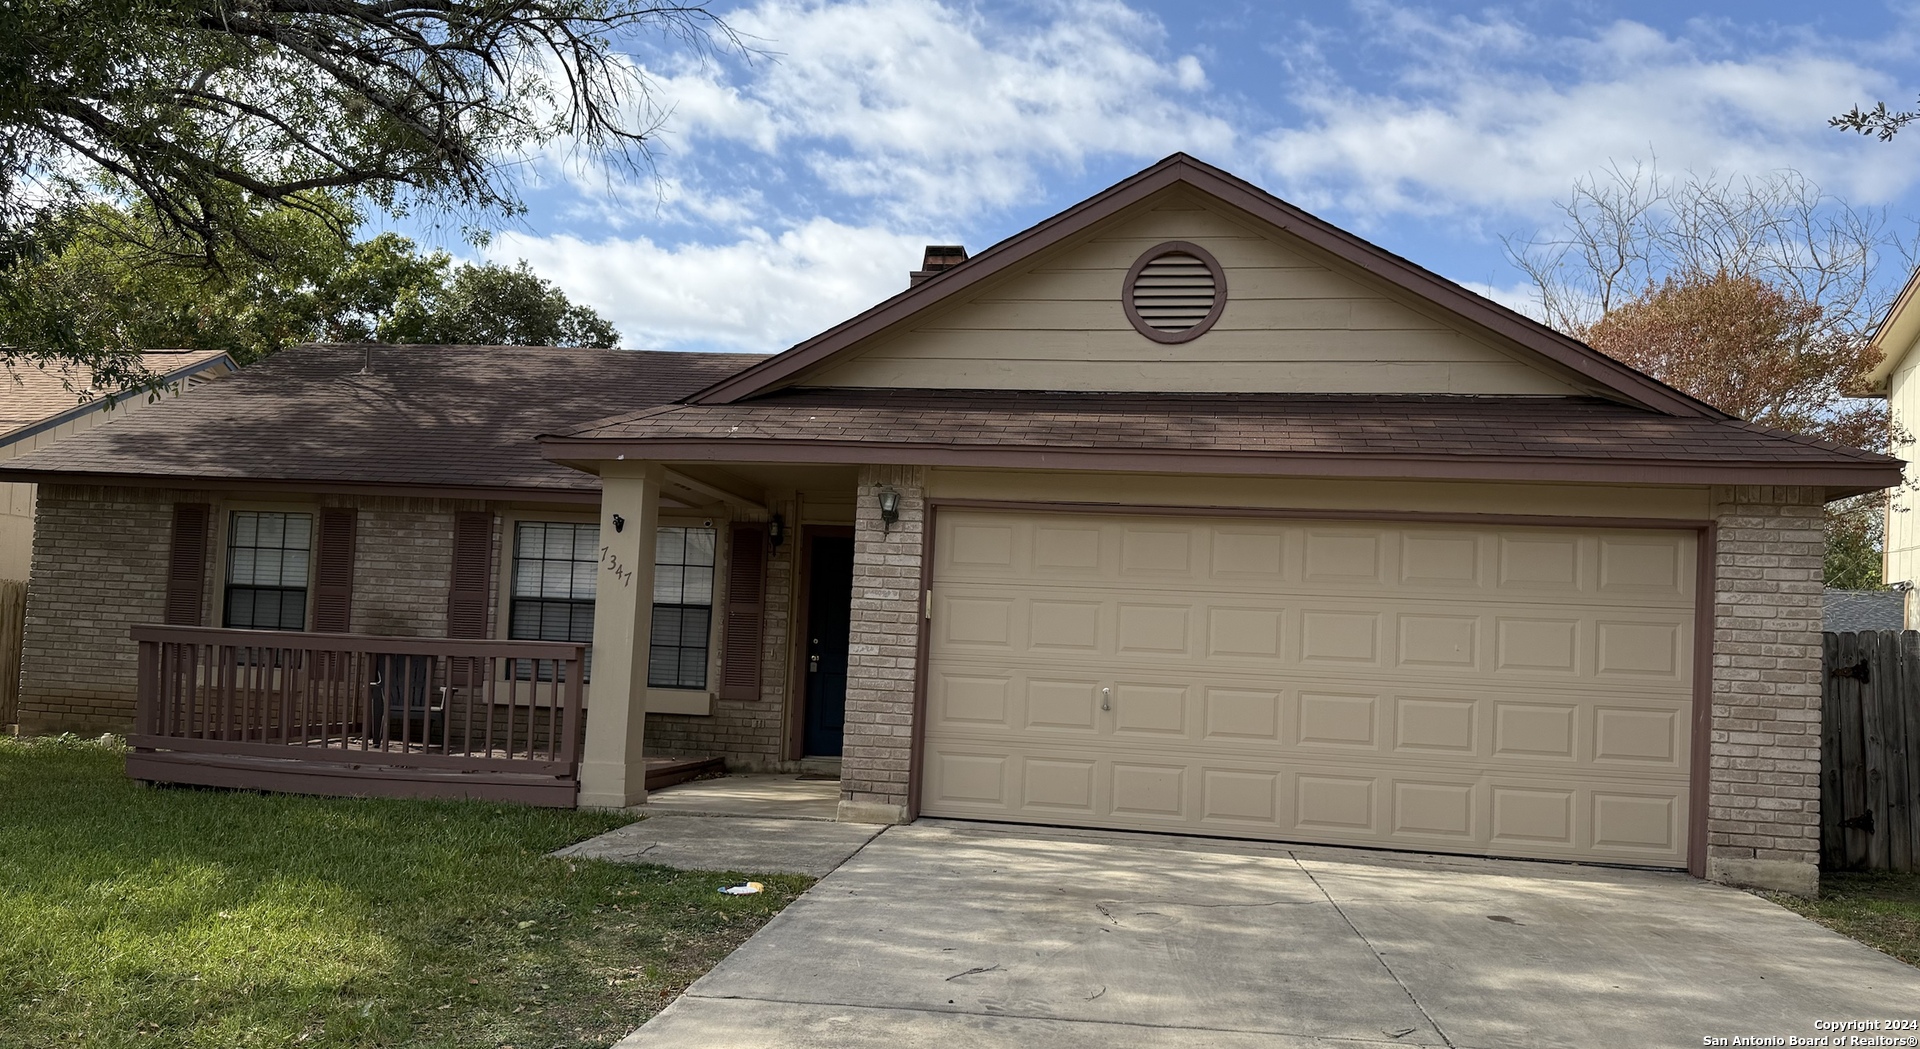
[769,514,786,548]
[877,487,901,533]
[612,513,626,533]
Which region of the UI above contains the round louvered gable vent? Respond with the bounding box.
[1123,241,1226,343]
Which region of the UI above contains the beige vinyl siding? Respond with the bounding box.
[1885,346,1920,618]
[920,509,1697,867]
[807,197,1593,396]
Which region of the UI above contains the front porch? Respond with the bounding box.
[128,624,721,806]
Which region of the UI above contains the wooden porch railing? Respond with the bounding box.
[129,625,587,806]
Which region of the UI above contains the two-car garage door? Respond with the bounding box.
[920,510,1697,868]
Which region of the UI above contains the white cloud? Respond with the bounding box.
[489,220,929,351]
[1458,279,1545,320]
[649,0,1235,222]
[1259,9,1920,222]
[495,0,1243,351]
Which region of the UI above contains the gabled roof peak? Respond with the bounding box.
[684,153,1726,419]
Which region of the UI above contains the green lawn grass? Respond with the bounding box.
[0,735,812,1048]
[1767,871,1920,968]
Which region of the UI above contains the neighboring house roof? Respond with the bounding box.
[686,153,1728,417]
[1823,588,1905,632]
[0,344,762,498]
[0,349,235,445]
[541,388,1899,492]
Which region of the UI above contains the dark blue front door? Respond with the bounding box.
[803,536,854,757]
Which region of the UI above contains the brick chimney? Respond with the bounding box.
[910,245,969,287]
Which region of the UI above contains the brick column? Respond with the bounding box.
[1709,485,1824,895]
[837,465,927,824]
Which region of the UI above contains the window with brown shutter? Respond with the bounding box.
[312,508,357,633]
[719,523,766,701]
[164,504,210,626]
[447,511,493,638]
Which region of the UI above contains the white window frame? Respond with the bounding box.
[492,509,727,716]
[211,500,319,632]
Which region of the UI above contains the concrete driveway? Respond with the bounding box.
[619,820,1920,1048]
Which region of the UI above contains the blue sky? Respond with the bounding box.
[432,0,1920,352]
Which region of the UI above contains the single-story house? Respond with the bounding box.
[0,348,236,581]
[4,155,1896,895]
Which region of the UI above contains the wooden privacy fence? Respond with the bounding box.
[129,624,587,806]
[1822,630,1920,872]
[0,579,22,726]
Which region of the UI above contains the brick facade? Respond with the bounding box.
[344,499,464,637]
[1707,485,1826,894]
[19,486,185,734]
[19,485,794,774]
[837,466,926,822]
[17,478,1842,890]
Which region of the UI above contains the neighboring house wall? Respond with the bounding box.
[807,195,1598,397]
[0,362,232,581]
[18,484,795,770]
[1886,348,1920,624]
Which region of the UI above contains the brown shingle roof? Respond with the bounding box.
[0,349,232,438]
[0,344,762,493]
[544,388,1899,485]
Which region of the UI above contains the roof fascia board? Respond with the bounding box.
[686,155,1722,418]
[0,352,239,448]
[538,436,1899,491]
[0,469,601,504]
[1865,265,1920,392]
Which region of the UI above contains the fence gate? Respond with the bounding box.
[1821,630,1920,872]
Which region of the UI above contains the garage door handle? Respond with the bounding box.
[1101,687,1111,712]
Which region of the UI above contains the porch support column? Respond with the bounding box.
[837,464,928,825]
[578,462,663,809]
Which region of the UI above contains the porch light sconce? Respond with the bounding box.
[877,487,901,533]
[612,514,626,533]
[769,514,786,548]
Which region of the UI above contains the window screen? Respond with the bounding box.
[649,526,715,689]
[223,511,313,630]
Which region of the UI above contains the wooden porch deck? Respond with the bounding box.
[129,625,717,808]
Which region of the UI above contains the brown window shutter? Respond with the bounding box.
[312,508,357,633]
[719,523,767,701]
[447,511,493,638]
[164,504,210,626]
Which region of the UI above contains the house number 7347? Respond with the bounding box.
[600,546,635,589]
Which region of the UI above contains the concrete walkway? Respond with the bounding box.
[632,773,842,821]
[617,820,1920,1049]
[557,815,878,878]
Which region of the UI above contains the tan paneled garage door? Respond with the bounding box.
[921,510,1697,867]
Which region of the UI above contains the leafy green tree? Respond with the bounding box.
[1,0,723,370]
[1832,100,1920,140]
[1827,507,1886,590]
[1,203,617,391]
[382,260,619,348]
